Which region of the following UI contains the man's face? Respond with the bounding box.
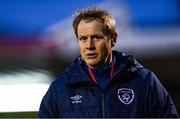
[77,20,113,68]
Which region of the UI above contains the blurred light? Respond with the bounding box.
[0,70,53,112]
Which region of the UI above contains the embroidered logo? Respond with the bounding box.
[118,88,134,104]
[70,95,82,104]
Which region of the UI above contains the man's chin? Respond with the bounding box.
[86,62,97,68]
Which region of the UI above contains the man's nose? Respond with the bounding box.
[86,38,95,50]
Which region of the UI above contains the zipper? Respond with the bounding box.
[101,93,105,118]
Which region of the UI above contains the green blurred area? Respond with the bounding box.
[0,111,37,118]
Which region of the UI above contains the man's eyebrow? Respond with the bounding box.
[78,35,86,38]
[78,32,103,38]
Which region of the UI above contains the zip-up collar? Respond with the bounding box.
[64,51,143,86]
[86,55,115,84]
[64,56,93,85]
[109,51,143,85]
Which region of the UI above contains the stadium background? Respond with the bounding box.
[0,0,180,117]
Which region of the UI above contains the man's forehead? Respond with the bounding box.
[77,20,104,34]
[78,19,103,27]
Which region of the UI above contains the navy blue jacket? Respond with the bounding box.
[38,51,179,118]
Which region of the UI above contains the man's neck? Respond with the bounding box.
[88,56,113,69]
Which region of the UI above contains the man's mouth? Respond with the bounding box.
[86,53,96,59]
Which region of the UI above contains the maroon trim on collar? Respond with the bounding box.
[87,63,115,84]
[88,66,97,84]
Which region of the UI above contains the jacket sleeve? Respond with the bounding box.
[145,70,179,118]
[37,82,58,118]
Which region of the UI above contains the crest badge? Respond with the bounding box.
[118,88,134,105]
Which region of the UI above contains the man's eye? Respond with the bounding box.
[93,36,102,41]
[95,36,101,39]
[79,37,87,41]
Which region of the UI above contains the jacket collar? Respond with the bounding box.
[64,56,93,86]
[109,51,143,85]
[64,51,143,86]
[112,50,143,75]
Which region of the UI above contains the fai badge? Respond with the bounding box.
[118,88,134,105]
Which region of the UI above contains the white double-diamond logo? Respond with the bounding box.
[70,95,82,104]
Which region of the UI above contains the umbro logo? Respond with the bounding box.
[70,95,82,104]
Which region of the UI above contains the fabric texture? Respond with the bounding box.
[38,50,179,118]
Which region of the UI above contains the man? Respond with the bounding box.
[38,7,179,118]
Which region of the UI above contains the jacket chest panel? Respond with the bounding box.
[59,77,146,117]
[104,83,146,117]
[58,86,102,117]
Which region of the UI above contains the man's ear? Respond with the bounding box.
[111,32,117,47]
